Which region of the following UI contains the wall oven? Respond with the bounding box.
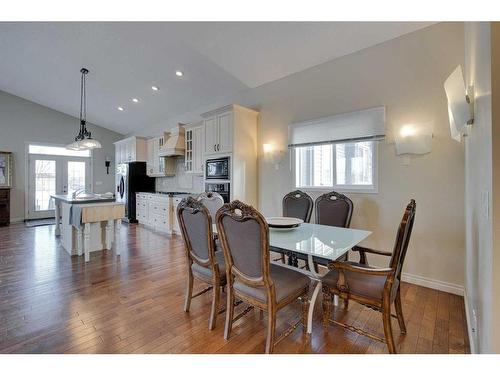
[205,157,230,180]
[205,182,230,203]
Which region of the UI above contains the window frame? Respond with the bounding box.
[292,141,379,194]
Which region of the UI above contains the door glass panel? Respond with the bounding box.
[35,160,56,211]
[67,161,86,195]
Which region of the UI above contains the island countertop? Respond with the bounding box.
[51,194,116,204]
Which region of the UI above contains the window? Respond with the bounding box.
[294,140,377,192]
[29,144,90,157]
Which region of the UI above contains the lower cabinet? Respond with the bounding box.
[171,197,183,235]
[135,193,185,235]
[136,193,172,234]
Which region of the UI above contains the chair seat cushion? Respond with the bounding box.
[233,264,310,304]
[321,262,396,301]
[191,250,226,281]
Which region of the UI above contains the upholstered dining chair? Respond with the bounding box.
[312,191,354,268]
[197,191,225,222]
[177,196,226,330]
[315,191,353,228]
[321,199,416,354]
[216,200,310,354]
[274,190,314,264]
[282,190,313,222]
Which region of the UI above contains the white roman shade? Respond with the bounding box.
[288,106,386,148]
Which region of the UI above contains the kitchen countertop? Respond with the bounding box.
[51,194,116,204]
[137,191,198,198]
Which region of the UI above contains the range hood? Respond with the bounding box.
[159,124,185,157]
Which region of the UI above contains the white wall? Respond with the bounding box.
[464,22,492,353]
[256,23,465,289]
[0,90,123,221]
[137,23,466,291]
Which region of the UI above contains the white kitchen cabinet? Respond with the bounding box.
[114,136,147,164]
[201,104,259,207]
[171,197,183,235]
[185,122,204,174]
[135,193,171,234]
[146,136,175,177]
[202,109,234,156]
[217,111,233,153]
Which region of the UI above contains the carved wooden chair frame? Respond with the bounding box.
[177,196,225,330]
[322,199,416,354]
[216,200,310,354]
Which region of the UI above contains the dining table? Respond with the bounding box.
[215,222,372,334]
[268,223,371,333]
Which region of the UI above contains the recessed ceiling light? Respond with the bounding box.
[132,98,139,103]
[175,71,183,77]
[117,106,124,111]
[151,86,159,91]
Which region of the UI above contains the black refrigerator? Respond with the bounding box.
[116,162,155,223]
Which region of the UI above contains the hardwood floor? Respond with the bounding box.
[0,222,469,354]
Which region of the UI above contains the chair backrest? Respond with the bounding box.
[216,200,270,287]
[389,200,417,280]
[315,191,353,228]
[197,191,224,221]
[177,196,216,269]
[282,190,313,223]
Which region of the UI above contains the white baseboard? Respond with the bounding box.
[402,272,464,296]
[463,289,477,354]
[10,217,24,223]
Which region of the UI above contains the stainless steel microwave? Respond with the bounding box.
[205,157,230,180]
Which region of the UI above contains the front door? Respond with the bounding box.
[27,154,91,219]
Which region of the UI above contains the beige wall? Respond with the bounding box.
[0,90,123,221]
[464,22,493,353]
[256,22,465,288]
[135,23,466,289]
[490,22,500,353]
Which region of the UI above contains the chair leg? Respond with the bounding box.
[184,270,194,312]
[265,304,277,354]
[343,297,349,310]
[300,295,310,332]
[209,281,221,330]
[394,288,407,334]
[280,254,286,264]
[224,286,235,340]
[382,305,396,354]
[322,290,333,327]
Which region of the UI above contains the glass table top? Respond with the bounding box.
[269,223,371,261]
[214,223,371,261]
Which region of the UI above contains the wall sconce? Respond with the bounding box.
[444,65,474,142]
[263,143,285,170]
[105,157,111,174]
[395,125,433,156]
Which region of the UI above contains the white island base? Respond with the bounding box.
[55,200,125,262]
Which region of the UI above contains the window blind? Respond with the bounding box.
[288,106,386,148]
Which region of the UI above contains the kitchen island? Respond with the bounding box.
[52,194,125,262]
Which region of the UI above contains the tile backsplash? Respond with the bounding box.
[155,157,204,193]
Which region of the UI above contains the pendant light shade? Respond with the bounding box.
[66,68,102,151]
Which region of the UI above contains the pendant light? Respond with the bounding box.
[66,68,102,150]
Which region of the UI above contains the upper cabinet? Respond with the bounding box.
[114,136,147,164]
[146,136,175,177]
[201,104,259,207]
[203,109,233,155]
[184,122,204,175]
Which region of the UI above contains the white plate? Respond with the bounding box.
[269,226,299,232]
[266,217,303,228]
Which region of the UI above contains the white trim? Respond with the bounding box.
[463,289,477,354]
[401,272,464,296]
[10,217,25,223]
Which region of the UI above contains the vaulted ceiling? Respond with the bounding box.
[0,22,433,134]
